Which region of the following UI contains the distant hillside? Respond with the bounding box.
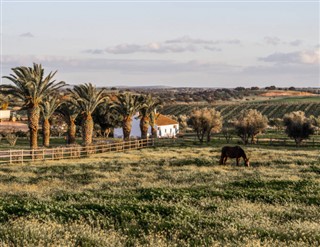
[260,90,316,97]
[161,102,320,121]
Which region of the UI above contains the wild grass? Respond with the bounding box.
[0,144,319,246]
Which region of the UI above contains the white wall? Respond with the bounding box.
[114,115,179,139]
[0,110,10,120]
[157,124,179,138]
[114,116,141,138]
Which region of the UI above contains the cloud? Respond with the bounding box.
[3,55,318,87]
[300,49,320,64]
[204,46,222,52]
[289,39,303,47]
[259,49,320,65]
[19,32,34,38]
[83,42,199,55]
[2,55,240,75]
[165,36,241,45]
[84,36,231,55]
[104,42,197,54]
[263,36,303,47]
[264,36,281,46]
[82,49,105,55]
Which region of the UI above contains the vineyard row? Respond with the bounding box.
[161,102,320,121]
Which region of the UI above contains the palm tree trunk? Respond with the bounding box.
[42,118,50,147]
[140,116,149,139]
[28,106,40,149]
[123,116,132,141]
[149,112,157,139]
[82,113,93,146]
[68,117,76,144]
[151,126,157,138]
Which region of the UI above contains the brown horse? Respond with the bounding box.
[219,146,249,166]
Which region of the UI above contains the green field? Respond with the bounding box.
[259,96,320,104]
[0,143,319,246]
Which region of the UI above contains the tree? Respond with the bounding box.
[187,108,222,143]
[92,103,121,138]
[1,63,65,148]
[0,94,10,110]
[57,101,80,144]
[233,109,268,144]
[111,93,143,141]
[309,115,320,135]
[68,83,108,146]
[138,94,162,139]
[177,115,188,133]
[283,111,314,146]
[40,95,63,147]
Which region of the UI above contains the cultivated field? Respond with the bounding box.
[0,143,319,246]
[162,102,320,121]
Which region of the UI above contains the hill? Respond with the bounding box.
[161,101,320,121]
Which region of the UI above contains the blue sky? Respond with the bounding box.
[1,0,319,88]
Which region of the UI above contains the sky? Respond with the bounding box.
[1,0,319,88]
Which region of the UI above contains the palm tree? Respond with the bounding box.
[0,94,10,110]
[68,83,108,146]
[92,103,121,138]
[1,63,65,149]
[57,101,80,145]
[111,93,143,141]
[40,95,63,147]
[139,94,162,139]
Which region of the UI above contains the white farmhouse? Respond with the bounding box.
[0,110,11,121]
[114,113,179,139]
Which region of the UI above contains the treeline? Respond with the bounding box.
[0,64,161,149]
[130,86,318,103]
[176,108,319,146]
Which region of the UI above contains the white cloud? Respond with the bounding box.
[84,36,229,55]
[165,36,241,45]
[83,42,198,55]
[300,49,320,64]
[259,49,320,65]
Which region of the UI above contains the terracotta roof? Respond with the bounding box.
[155,114,178,126]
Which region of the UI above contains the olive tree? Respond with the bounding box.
[187,108,222,143]
[283,111,314,146]
[233,109,268,144]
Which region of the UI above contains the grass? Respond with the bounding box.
[259,96,320,104]
[0,143,319,246]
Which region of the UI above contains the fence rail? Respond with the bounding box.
[0,138,158,165]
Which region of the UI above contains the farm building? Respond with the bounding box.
[114,113,179,139]
[0,110,11,121]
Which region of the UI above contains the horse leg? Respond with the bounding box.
[236,158,239,166]
[224,157,227,165]
[219,155,224,165]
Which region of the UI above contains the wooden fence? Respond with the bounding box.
[0,138,158,165]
